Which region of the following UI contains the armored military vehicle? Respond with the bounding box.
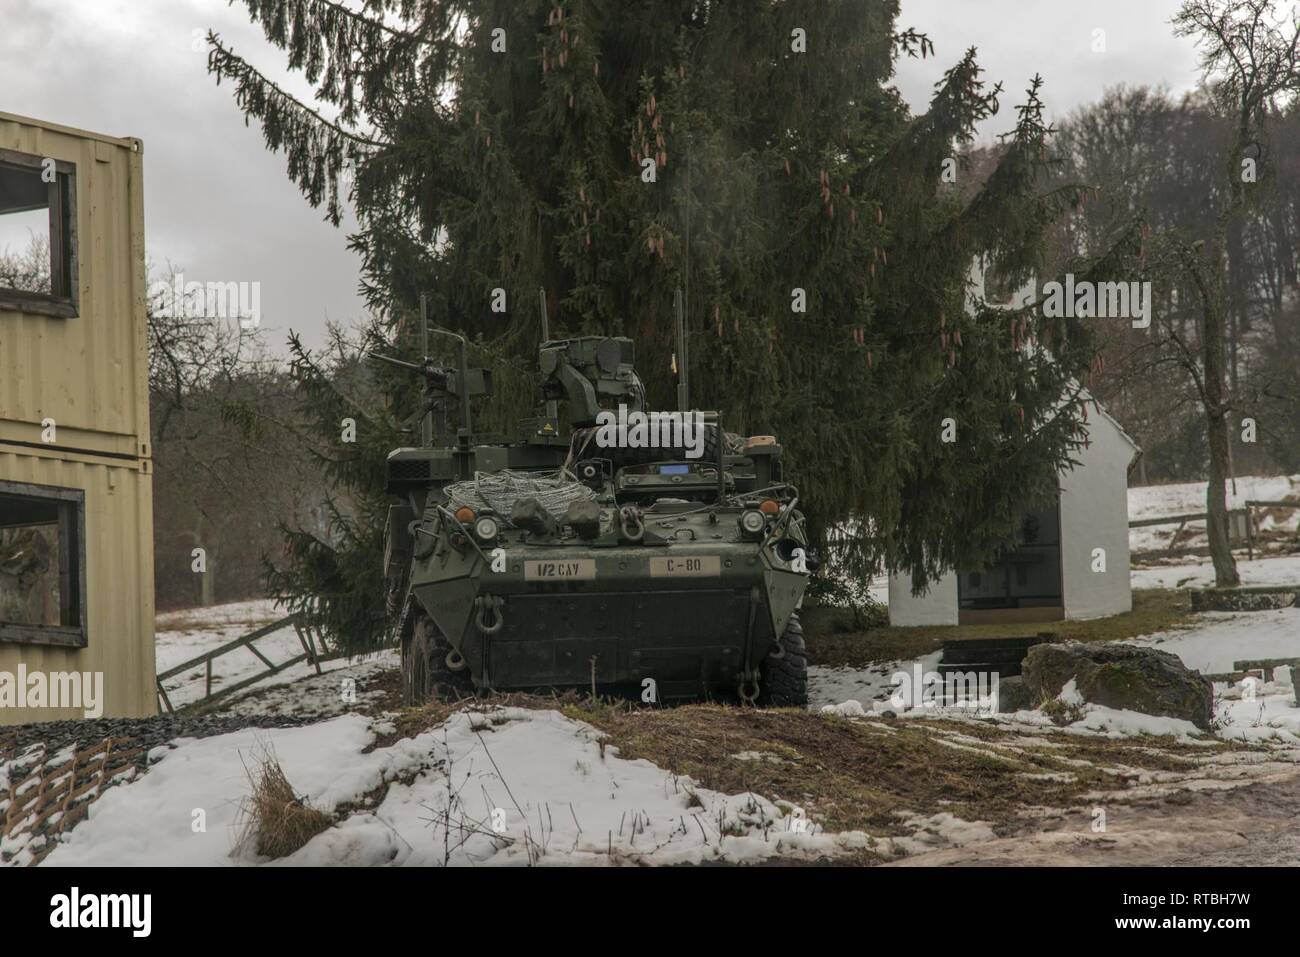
[376,300,813,707]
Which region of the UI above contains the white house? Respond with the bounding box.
[887,261,1140,626]
[889,397,1140,625]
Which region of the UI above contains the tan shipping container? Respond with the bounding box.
[0,111,154,723]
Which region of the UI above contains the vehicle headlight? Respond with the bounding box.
[739,509,766,538]
[473,515,500,543]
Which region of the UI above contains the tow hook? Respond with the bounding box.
[738,675,760,705]
[618,505,644,542]
[474,594,504,635]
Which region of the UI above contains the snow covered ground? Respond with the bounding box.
[25,478,1300,868]
[1127,473,1300,554]
[816,674,1300,746]
[12,578,1296,867]
[1131,553,1300,590]
[808,652,943,711]
[220,650,400,718]
[812,605,1300,746]
[43,709,873,867]
[36,622,1300,867]
[1125,607,1300,674]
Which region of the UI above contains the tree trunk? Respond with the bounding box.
[201,555,216,607]
[193,514,217,607]
[1227,216,1244,393]
[1201,287,1240,588]
[202,531,221,608]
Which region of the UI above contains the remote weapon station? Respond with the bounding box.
[375,291,812,706]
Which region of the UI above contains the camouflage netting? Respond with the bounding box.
[445,470,596,525]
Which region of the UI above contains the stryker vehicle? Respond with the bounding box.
[376,297,813,707]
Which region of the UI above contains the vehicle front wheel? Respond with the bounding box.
[757,612,808,708]
[401,608,473,706]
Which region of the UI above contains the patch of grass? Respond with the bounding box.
[804,588,1197,669]
[235,751,333,860]
[371,690,594,750]
[1047,735,1214,772]
[1040,697,1087,727]
[569,703,1105,844]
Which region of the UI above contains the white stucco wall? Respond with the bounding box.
[1059,409,1134,620]
[886,403,1136,626]
[887,569,959,626]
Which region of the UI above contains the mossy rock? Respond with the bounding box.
[1022,641,1214,730]
[995,675,1034,713]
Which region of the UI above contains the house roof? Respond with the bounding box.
[1072,383,1142,462]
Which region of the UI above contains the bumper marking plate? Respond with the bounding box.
[524,559,597,581]
[649,555,722,578]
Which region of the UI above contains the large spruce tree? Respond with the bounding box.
[210,0,1108,649]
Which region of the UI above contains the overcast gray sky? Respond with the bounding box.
[1,0,1204,352]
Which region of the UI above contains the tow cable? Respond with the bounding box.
[740,586,762,705]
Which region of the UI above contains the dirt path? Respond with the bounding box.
[887,765,1300,866]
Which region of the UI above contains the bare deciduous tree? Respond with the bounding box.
[1170,0,1300,585]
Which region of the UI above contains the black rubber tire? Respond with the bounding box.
[401,608,473,706]
[384,563,408,619]
[401,613,429,707]
[758,612,808,707]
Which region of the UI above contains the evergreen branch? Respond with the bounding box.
[239,0,416,42]
[208,33,387,225]
[891,28,935,60]
[226,0,430,124]
[207,34,388,146]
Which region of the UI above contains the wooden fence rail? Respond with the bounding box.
[155,613,335,714]
[1128,512,1211,529]
[1127,500,1298,560]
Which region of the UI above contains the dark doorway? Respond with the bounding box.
[957,498,1064,624]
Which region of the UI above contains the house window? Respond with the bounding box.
[0,481,87,647]
[0,148,78,318]
[983,264,1020,306]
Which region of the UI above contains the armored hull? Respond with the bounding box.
[403,502,808,700]
[379,334,812,706]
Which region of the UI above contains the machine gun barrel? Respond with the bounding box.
[366,351,423,372]
[367,352,452,385]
